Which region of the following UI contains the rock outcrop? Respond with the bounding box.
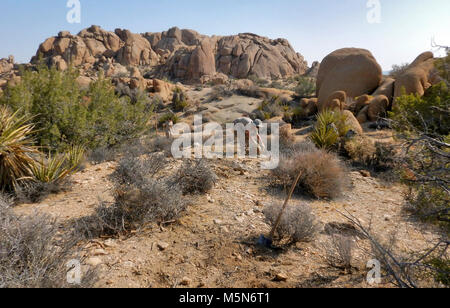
[316,48,382,111]
[0,56,14,74]
[33,26,309,83]
[393,51,438,100]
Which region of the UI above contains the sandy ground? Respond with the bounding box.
[13,147,445,288]
[12,91,447,288]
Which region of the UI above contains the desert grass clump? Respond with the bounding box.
[263,203,318,244]
[272,147,346,199]
[310,109,350,151]
[0,194,95,288]
[0,106,38,191]
[170,159,218,195]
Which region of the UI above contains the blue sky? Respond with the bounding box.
[0,0,449,70]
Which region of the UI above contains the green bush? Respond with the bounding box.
[172,87,189,111]
[310,109,350,150]
[0,64,152,152]
[294,77,316,97]
[258,96,288,119]
[391,51,449,227]
[158,112,179,127]
[390,82,450,138]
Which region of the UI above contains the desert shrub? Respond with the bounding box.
[344,135,376,164]
[280,140,318,157]
[325,234,354,271]
[77,180,186,238]
[279,125,297,150]
[342,211,450,288]
[310,109,350,151]
[148,136,174,154]
[390,62,449,225]
[88,147,116,164]
[78,155,186,237]
[426,257,450,286]
[209,85,234,101]
[248,74,269,87]
[272,147,346,199]
[172,87,189,111]
[0,106,38,191]
[170,159,217,195]
[158,112,179,127]
[0,64,151,152]
[258,96,288,119]
[269,80,285,90]
[112,154,166,187]
[15,181,70,204]
[294,77,316,97]
[390,82,450,138]
[0,195,95,288]
[263,203,318,244]
[344,136,397,171]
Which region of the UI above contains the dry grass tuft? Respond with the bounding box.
[272,145,346,199]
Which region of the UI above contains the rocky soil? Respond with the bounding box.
[13,120,445,288]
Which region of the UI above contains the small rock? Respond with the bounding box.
[86,257,102,266]
[93,248,108,256]
[180,277,192,286]
[104,239,117,248]
[157,242,169,251]
[123,261,135,268]
[360,170,371,177]
[213,219,222,225]
[274,273,288,282]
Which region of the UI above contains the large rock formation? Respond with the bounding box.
[393,51,438,100]
[316,48,382,111]
[33,26,308,83]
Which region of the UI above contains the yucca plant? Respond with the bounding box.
[29,153,75,184]
[0,106,38,190]
[66,144,86,171]
[310,109,350,150]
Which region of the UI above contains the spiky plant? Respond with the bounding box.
[66,144,86,171]
[310,109,350,150]
[29,153,75,184]
[0,106,38,190]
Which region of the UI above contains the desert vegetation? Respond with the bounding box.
[0,22,448,289]
[0,194,96,287]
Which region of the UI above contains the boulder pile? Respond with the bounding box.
[32,25,309,84]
